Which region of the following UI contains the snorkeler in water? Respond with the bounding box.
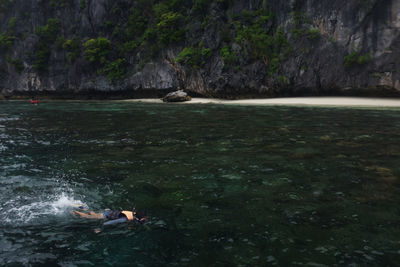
[30,98,39,105]
[71,207,147,233]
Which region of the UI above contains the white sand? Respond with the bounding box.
[121,97,400,108]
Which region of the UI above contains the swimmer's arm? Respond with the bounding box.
[71,210,103,219]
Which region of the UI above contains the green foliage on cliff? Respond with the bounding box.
[33,42,51,71]
[290,11,310,28]
[33,18,60,71]
[116,0,291,75]
[126,8,148,39]
[6,55,24,73]
[82,37,127,82]
[62,37,81,63]
[345,51,371,68]
[7,17,17,33]
[176,45,212,68]
[83,37,111,64]
[357,53,371,65]
[35,18,60,42]
[99,58,127,83]
[122,40,140,53]
[0,17,17,53]
[70,0,291,77]
[80,0,85,10]
[307,28,320,40]
[122,1,187,62]
[220,46,237,65]
[1,0,300,82]
[277,75,288,84]
[289,11,314,40]
[0,33,14,51]
[235,20,291,74]
[156,11,185,45]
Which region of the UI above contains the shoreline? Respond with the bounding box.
[120,97,400,108]
[3,96,400,108]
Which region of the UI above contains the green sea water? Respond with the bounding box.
[1,100,400,266]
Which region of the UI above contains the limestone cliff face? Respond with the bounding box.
[0,0,399,98]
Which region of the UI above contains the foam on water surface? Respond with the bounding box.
[50,192,87,213]
[1,191,87,225]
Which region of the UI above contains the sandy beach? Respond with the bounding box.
[122,97,400,108]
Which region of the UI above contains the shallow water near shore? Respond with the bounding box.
[1,100,400,266]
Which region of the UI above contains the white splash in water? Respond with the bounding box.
[2,192,87,225]
[50,193,86,213]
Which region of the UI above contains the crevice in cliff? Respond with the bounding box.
[346,0,385,51]
[86,0,96,36]
[165,53,185,90]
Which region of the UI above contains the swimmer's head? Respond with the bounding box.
[134,209,147,223]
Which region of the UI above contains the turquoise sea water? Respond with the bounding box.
[0,101,400,266]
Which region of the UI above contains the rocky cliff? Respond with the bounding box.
[0,0,399,99]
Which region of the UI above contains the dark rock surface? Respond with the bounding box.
[163,90,192,102]
[0,0,399,99]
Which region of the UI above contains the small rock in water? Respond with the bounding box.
[162,90,191,102]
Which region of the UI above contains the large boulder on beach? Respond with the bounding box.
[163,90,191,102]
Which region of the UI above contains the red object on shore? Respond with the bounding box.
[30,99,34,104]
[35,100,38,104]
